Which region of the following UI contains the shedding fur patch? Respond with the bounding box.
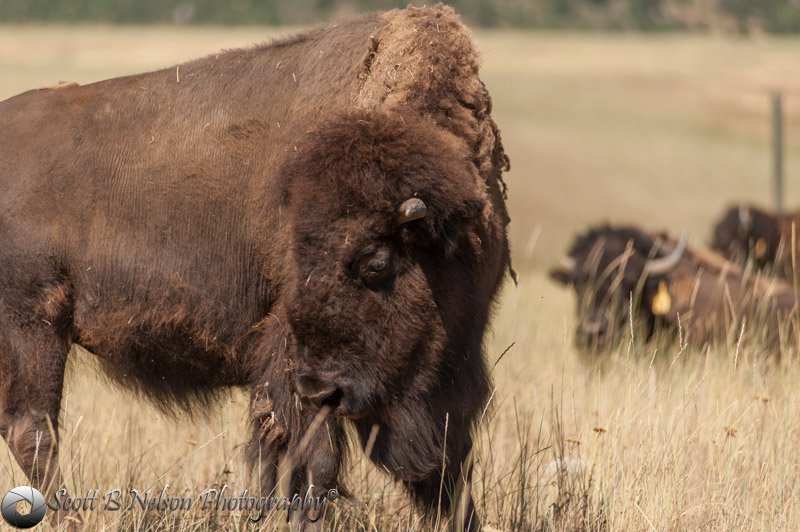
[356,5,508,182]
[38,81,79,91]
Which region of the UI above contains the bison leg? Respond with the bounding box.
[0,316,71,498]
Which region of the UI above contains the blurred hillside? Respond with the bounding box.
[2,0,800,33]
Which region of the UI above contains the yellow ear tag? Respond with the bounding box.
[651,280,671,316]
[754,238,767,259]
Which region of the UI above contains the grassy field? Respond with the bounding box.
[2,24,800,530]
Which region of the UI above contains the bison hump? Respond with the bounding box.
[356,4,507,190]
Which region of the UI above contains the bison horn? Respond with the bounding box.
[397,198,427,224]
[559,255,576,270]
[644,231,688,276]
[738,204,752,231]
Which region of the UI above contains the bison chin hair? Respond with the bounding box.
[351,357,486,514]
[354,400,444,483]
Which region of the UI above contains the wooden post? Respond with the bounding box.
[772,92,783,214]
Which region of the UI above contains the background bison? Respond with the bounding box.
[0,5,511,529]
[551,225,796,354]
[712,204,800,279]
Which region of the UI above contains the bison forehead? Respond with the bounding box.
[290,211,394,263]
[277,109,485,228]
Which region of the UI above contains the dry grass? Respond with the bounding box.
[2,25,800,530]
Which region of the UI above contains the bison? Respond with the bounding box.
[550,225,795,353]
[0,5,512,530]
[711,204,800,279]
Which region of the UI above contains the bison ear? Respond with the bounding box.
[397,196,487,257]
[441,197,488,258]
[549,268,573,285]
[460,197,487,220]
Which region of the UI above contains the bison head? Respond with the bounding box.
[711,204,781,271]
[273,110,495,480]
[549,226,686,351]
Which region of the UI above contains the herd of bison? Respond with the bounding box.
[551,205,800,355]
[0,3,796,531]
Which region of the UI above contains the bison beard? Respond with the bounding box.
[0,6,511,530]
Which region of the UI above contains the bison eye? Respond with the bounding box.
[360,249,394,288]
[370,259,387,273]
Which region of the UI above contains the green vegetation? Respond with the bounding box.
[2,0,800,33]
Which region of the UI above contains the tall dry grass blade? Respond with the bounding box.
[734,319,746,375]
[435,412,450,530]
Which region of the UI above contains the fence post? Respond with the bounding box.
[772,91,783,214]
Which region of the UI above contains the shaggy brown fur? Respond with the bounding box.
[712,204,800,280]
[550,226,796,354]
[0,4,509,530]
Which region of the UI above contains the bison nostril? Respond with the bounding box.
[305,386,343,412]
[295,374,343,412]
[319,388,344,410]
